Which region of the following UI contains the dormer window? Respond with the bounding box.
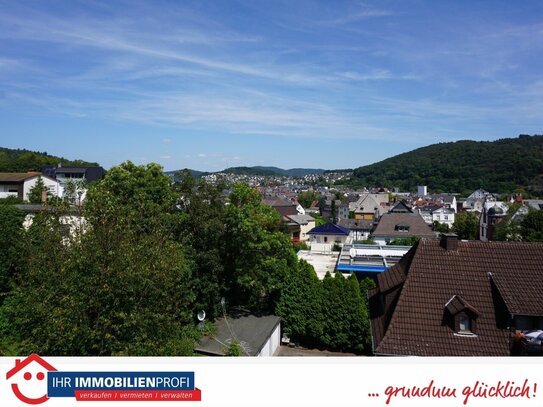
[443,295,479,336]
[458,314,471,332]
[395,224,410,232]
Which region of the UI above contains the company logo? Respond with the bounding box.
[6,354,57,405]
[6,355,202,404]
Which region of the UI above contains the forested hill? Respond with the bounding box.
[352,135,543,195]
[0,147,99,172]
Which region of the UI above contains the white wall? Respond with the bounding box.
[299,221,316,241]
[23,176,60,201]
[257,322,281,357]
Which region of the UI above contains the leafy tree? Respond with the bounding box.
[388,236,420,246]
[64,179,87,204]
[27,176,51,204]
[297,191,320,209]
[493,219,522,241]
[275,260,323,347]
[0,196,24,205]
[1,162,197,355]
[225,340,244,356]
[432,221,450,233]
[452,212,479,240]
[320,272,371,352]
[223,183,296,311]
[173,170,227,320]
[0,206,26,300]
[520,210,543,242]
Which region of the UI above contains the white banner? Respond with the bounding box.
[1,356,541,407]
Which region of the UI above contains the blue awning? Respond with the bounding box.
[336,264,387,273]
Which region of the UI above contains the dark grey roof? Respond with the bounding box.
[42,166,105,182]
[373,213,436,239]
[195,314,281,356]
[338,218,374,230]
[286,214,315,225]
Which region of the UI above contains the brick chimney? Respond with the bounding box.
[441,233,459,251]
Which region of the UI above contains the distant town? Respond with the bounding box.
[1,148,542,358]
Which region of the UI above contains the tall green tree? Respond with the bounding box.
[297,191,320,209]
[1,162,196,355]
[320,272,371,352]
[520,209,543,242]
[275,260,324,346]
[0,206,26,300]
[173,170,227,320]
[27,176,51,204]
[223,183,295,311]
[452,212,479,240]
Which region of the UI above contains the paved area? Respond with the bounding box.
[298,250,356,280]
[297,250,340,279]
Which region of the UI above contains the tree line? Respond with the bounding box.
[0,147,98,172]
[0,162,372,356]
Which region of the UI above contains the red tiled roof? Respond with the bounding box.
[370,239,543,356]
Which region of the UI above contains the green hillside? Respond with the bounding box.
[0,147,99,172]
[352,135,543,195]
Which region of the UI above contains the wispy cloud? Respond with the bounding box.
[1,1,542,171]
[320,8,395,26]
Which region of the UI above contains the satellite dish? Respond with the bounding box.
[197,310,206,322]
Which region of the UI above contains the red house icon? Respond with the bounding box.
[6,354,57,405]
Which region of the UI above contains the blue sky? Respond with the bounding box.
[1,1,542,171]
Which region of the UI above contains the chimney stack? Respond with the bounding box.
[441,233,459,252]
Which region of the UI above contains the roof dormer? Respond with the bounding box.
[443,295,479,336]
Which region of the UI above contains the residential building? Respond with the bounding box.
[369,235,543,356]
[463,188,496,212]
[262,197,302,217]
[285,214,315,242]
[308,223,351,252]
[0,172,60,201]
[372,212,436,245]
[42,165,105,186]
[479,201,509,242]
[416,206,455,228]
[350,193,389,220]
[42,165,105,203]
[388,201,412,214]
[337,202,350,220]
[337,218,374,241]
